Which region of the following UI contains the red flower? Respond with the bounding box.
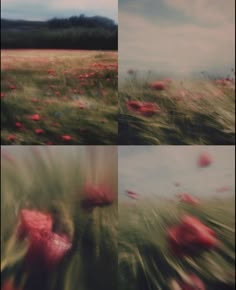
[29,114,40,121]
[7,135,17,142]
[18,209,53,239]
[15,122,23,129]
[178,193,200,205]
[1,92,6,98]
[178,274,205,290]
[9,85,16,90]
[1,279,20,290]
[81,183,115,209]
[149,81,166,90]
[34,129,44,134]
[168,215,218,256]
[26,230,72,269]
[127,101,161,116]
[61,135,72,141]
[126,190,139,200]
[197,152,212,167]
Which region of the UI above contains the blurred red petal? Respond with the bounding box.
[197,152,212,167]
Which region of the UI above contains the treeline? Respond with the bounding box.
[1,15,118,50]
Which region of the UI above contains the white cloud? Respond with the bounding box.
[119,11,235,74]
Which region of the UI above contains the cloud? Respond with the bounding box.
[119,9,235,74]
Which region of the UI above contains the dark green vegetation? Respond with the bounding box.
[119,197,235,290]
[119,75,235,145]
[1,50,118,145]
[1,147,118,290]
[1,15,117,50]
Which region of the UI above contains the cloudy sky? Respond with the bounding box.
[119,146,235,199]
[119,0,235,76]
[1,0,117,21]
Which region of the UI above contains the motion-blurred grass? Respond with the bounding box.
[1,50,118,145]
[119,197,235,290]
[119,73,235,145]
[1,146,118,290]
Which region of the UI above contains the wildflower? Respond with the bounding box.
[26,230,72,269]
[81,183,115,209]
[15,122,23,129]
[61,135,72,141]
[18,209,53,239]
[149,81,166,90]
[168,215,218,256]
[29,114,40,121]
[34,129,44,134]
[7,135,17,142]
[197,152,212,167]
[178,193,200,205]
[1,92,6,98]
[126,190,139,199]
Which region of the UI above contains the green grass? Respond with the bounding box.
[119,197,235,290]
[1,147,118,290]
[1,50,118,145]
[119,74,235,145]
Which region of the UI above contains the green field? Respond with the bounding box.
[119,73,235,145]
[1,50,118,145]
[119,197,235,290]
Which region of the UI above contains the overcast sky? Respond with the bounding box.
[1,0,117,21]
[118,146,235,199]
[119,0,235,76]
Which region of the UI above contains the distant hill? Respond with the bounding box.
[1,15,118,50]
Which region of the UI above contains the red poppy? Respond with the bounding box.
[15,122,23,129]
[1,92,6,98]
[197,152,212,167]
[178,193,200,205]
[127,101,160,116]
[9,85,16,90]
[168,215,218,256]
[31,98,39,103]
[29,114,40,121]
[178,274,205,290]
[7,135,17,142]
[149,81,166,90]
[61,135,72,141]
[18,209,53,239]
[126,190,139,199]
[1,279,20,290]
[34,129,44,134]
[26,230,72,269]
[81,183,115,209]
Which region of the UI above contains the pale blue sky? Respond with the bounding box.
[1,0,117,21]
[118,146,235,199]
[119,0,235,76]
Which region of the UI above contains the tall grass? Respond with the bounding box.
[119,72,235,145]
[1,146,118,290]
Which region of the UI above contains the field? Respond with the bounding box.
[119,197,235,290]
[1,147,118,290]
[1,50,118,145]
[119,72,235,145]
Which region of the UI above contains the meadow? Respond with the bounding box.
[119,196,235,290]
[1,50,118,145]
[119,72,235,145]
[1,147,118,290]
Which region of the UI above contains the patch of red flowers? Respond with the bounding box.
[7,135,17,142]
[29,114,40,121]
[81,183,115,209]
[126,100,161,116]
[178,274,205,290]
[197,152,213,167]
[168,215,218,256]
[178,193,200,205]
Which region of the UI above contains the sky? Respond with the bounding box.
[1,0,118,21]
[119,0,235,77]
[118,146,235,199]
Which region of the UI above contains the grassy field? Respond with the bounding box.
[1,50,118,145]
[119,73,235,145]
[119,196,235,290]
[1,147,118,290]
